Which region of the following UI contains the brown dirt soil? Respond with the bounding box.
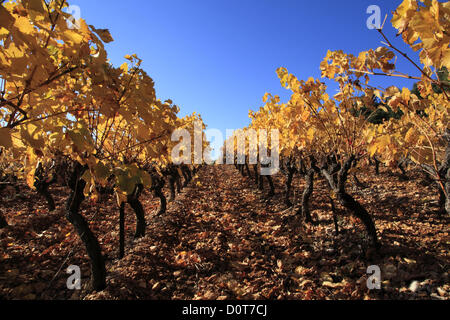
[0,165,448,300]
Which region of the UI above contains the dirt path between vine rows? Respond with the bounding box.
[85,165,449,300]
[1,165,448,300]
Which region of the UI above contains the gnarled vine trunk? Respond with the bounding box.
[299,168,315,223]
[65,163,106,291]
[127,184,146,238]
[258,172,275,197]
[321,156,379,248]
[371,156,381,175]
[153,177,167,216]
[118,183,147,259]
[181,165,191,187]
[398,159,408,180]
[34,163,56,212]
[173,167,182,193]
[253,164,259,185]
[245,163,251,177]
[238,164,245,176]
[168,173,176,202]
[258,172,264,191]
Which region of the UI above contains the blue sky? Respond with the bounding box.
[71,0,428,155]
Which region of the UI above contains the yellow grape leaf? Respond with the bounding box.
[140,170,152,188]
[67,127,95,154]
[411,147,434,165]
[26,169,36,189]
[19,124,45,151]
[404,127,417,144]
[120,62,128,73]
[90,26,114,43]
[391,0,418,34]
[113,167,138,195]
[48,132,65,148]
[307,127,315,142]
[24,0,46,22]
[63,29,84,44]
[14,16,35,35]
[81,170,93,196]
[368,144,378,157]
[26,0,46,13]
[93,161,110,186]
[401,88,411,103]
[0,27,9,38]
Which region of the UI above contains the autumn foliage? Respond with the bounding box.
[0,0,448,300]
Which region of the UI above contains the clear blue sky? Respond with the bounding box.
[72,0,429,152]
